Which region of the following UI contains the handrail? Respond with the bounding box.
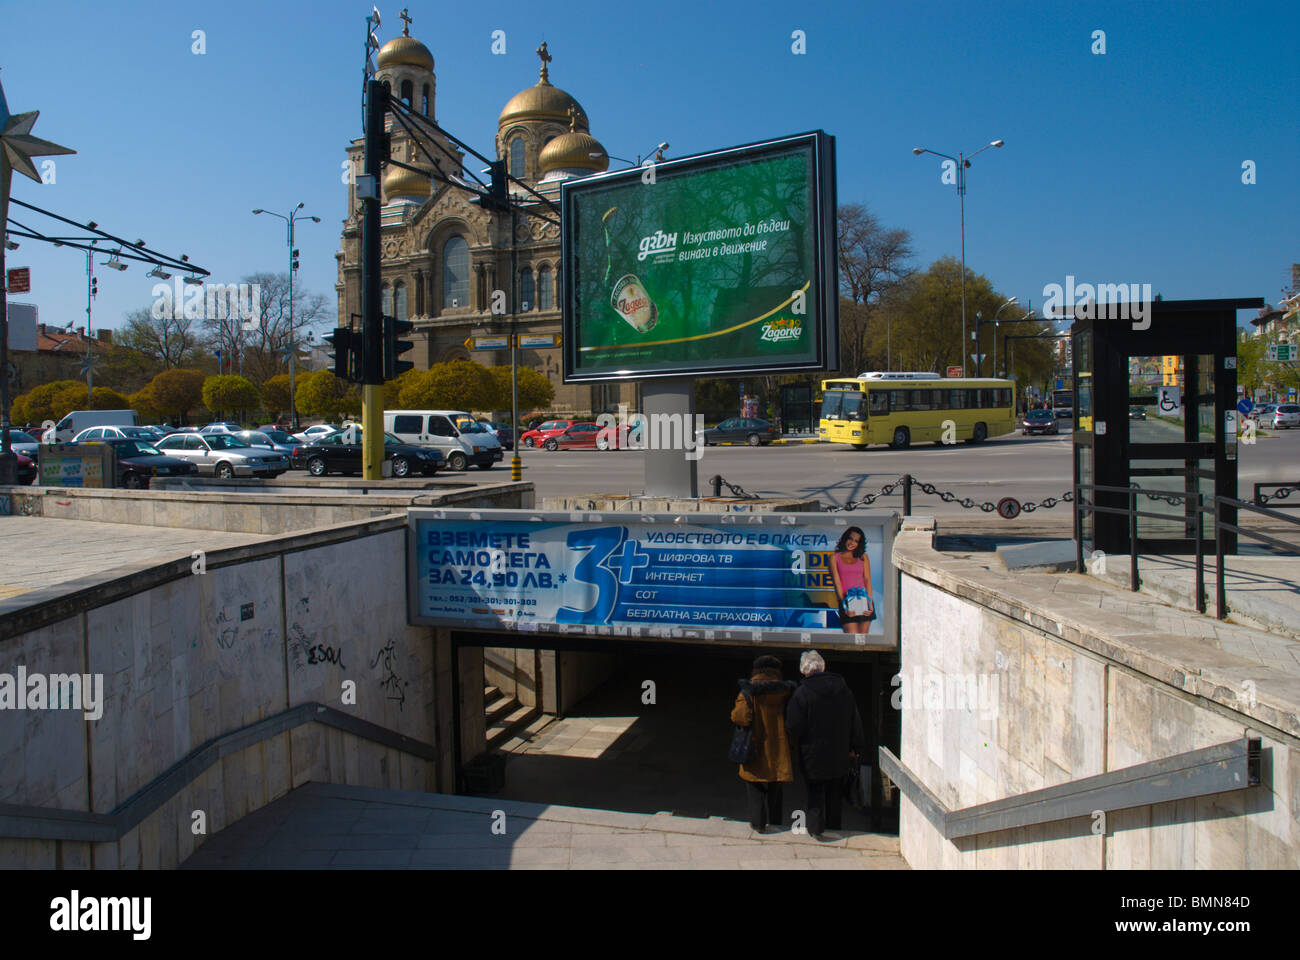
[0,701,438,842]
[880,736,1260,842]
[1254,482,1300,509]
[1214,496,1300,619]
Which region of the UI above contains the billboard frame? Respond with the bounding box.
[406,506,895,650]
[559,130,838,383]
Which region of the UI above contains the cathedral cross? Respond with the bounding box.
[399,8,413,36]
[537,41,552,83]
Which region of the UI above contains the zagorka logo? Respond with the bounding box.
[50,891,151,940]
[637,230,677,261]
[760,316,802,343]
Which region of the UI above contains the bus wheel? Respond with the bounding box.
[971,422,988,443]
[890,427,910,450]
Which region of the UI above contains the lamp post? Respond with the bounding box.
[912,139,1004,377]
[978,296,1019,378]
[253,204,319,429]
[592,142,669,168]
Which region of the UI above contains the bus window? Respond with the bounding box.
[950,389,967,409]
[869,390,890,415]
[911,389,931,411]
[840,392,864,420]
[977,389,991,408]
[821,391,843,420]
[999,388,1012,407]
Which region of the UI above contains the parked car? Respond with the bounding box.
[1022,410,1060,435]
[52,409,138,442]
[519,419,577,449]
[199,422,244,434]
[97,438,198,488]
[293,424,341,444]
[27,425,48,441]
[543,421,619,451]
[232,430,295,456]
[299,430,445,478]
[71,425,164,444]
[1128,406,1147,421]
[5,429,40,459]
[382,410,502,470]
[479,419,514,451]
[15,452,36,485]
[702,417,779,446]
[155,432,290,478]
[1271,404,1300,430]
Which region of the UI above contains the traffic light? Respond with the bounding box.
[324,326,355,382]
[383,314,415,380]
[90,277,97,298]
[291,249,300,271]
[472,160,509,213]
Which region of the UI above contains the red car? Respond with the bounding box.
[15,452,37,484]
[544,421,625,451]
[520,419,578,449]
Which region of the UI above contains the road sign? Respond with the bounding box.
[1157,385,1181,414]
[970,353,985,365]
[1267,343,1296,362]
[1054,378,1064,390]
[945,365,962,378]
[518,333,559,348]
[996,497,1021,520]
[465,336,509,350]
[6,268,30,293]
[1237,397,1254,415]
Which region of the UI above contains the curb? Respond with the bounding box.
[709,438,826,446]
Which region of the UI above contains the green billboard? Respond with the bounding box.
[561,131,837,382]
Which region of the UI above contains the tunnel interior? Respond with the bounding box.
[455,636,901,834]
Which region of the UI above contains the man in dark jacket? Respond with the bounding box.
[785,650,865,838]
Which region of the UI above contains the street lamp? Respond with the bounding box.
[912,139,1005,377]
[253,204,321,428]
[974,296,1019,378]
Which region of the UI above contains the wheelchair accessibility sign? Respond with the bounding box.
[1157,386,1181,414]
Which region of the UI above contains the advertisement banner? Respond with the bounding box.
[408,509,895,647]
[561,131,837,382]
[37,443,111,488]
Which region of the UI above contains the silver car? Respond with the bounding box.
[155,432,290,478]
[71,425,163,443]
[1271,404,1300,430]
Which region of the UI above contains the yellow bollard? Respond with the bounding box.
[511,456,522,481]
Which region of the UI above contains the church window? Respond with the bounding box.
[381,282,393,316]
[422,84,430,116]
[538,266,554,310]
[519,268,535,312]
[394,281,408,322]
[443,236,469,309]
[401,80,413,106]
[509,137,526,179]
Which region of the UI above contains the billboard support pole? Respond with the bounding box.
[642,377,697,498]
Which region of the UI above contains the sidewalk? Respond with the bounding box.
[1091,553,1300,643]
[182,782,908,870]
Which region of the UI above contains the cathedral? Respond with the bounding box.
[335,15,639,416]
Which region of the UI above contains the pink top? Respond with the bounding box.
[833,553,866,591]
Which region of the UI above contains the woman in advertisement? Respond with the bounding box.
[830,526,874,634]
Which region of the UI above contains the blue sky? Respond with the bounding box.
[3,0,1297,338]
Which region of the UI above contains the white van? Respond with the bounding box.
[383,410,503,471]
[53,409,138,443]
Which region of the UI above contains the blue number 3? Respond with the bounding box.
[555,527,625,624]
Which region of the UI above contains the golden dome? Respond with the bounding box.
[539,131,608,175]
[383,162,433,201]
[377,35,434,71]
[499,81,587,130]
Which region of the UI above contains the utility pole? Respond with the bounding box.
[360,79,386,479]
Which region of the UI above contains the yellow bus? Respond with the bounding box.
[818,372,1016,449]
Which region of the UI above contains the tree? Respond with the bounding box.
[1236,330,1268,396]
[117,305,200,369]
[11,379,85,425]
[837,203,915,374]
[130,385,163,424]
[487,364,554,414]
[261,373,292,416]
[398,360,495,410]
[148,368,206,420]
[202,375,260,418]
[89,387,130,410]
[383,367,419,408]
[296,370,361,420]
[202,272,330,386]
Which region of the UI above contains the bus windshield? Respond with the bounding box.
[821,389,865,421]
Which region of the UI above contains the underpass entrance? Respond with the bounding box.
[450,634,902,834]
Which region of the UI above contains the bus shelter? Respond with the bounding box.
[1072,298,1260,556]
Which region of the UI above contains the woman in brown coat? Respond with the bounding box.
[731,655,796,831]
